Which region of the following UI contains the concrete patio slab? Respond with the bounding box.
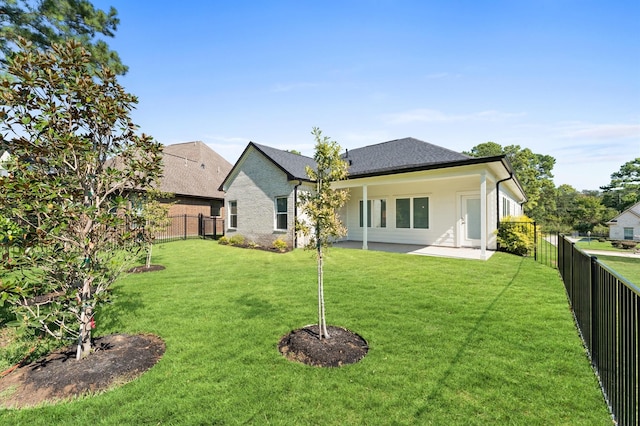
[334,241,495,260]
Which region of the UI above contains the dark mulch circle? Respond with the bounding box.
[278,325,369,367]
[0,333,165,409]
[127,264,166,273]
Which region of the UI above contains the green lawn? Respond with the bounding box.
[575,238,636,252]
[1,240,610,425]
[596,255,640,287]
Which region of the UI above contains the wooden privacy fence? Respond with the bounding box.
[558,234,638,426]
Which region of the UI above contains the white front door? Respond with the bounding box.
[461,195,481,247]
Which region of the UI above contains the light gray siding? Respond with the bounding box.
[224,148,298,247]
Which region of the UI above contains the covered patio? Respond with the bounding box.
[334,241,495,260]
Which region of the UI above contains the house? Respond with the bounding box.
[607,201,640,241]
[219,137,527,259]
[160,141,232,217]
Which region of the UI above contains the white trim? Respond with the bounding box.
[362,184,368,250]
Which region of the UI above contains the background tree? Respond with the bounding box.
[0,38,162,359]
[297,128,349,340]
[601,158,640,212]
[0,0,126,74]
[465,142,556,225]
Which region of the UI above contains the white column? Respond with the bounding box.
[362,184,368,250]
[480,172,487,260]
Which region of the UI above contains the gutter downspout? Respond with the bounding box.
[496,173,513,229]
[293,180,302,248]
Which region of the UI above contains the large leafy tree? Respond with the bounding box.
[0,0,126,74]
[601,158,640,212]
[0,38,162,359]
[297,128,349,339]
[465,142,556,224]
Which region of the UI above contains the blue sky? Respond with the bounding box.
[93,0,639,191]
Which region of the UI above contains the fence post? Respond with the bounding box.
[183,214,187,240]
[198,214,203,238]
[590,255,599,368]
[533,222,537,261]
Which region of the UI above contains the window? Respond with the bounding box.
[396,198,411,228]
[413,197,429,229]
[275,197,288,230]
[229,201,237,228]
[396,197,429,229]
[624,227,634,240]
[502,196,511,217]
[359,199,386,228]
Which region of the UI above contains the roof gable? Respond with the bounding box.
[251,143,316,181]
[609,201,640,223]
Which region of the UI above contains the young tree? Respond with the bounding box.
[139,191,173,269]
[297,128,349,339]
[0,38,162,359]
[0,0,126,74]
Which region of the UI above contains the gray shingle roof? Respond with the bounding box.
[221,137,508,190]
[344,137,471,177]
[250,142,316,180]
[161,141,232,199]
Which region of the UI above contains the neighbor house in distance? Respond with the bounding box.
[607,201,640,241]
[160,141,232,218]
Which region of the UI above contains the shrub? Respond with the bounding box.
[247,241,260,249]
[497,215,535,256]
[620,240,638,250]
[272,238,288,253]
[228,234,245,246]
[217,236,230,245]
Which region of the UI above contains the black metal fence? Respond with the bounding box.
[558,234,638,426]
[154,214,224,242]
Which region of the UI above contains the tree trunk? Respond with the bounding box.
[146,244,153,268]
[76,277,93,360]
[317,242,330,339]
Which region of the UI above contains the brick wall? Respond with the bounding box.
[224,148,297,248]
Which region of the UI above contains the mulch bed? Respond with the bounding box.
[278,325,369,367]
[0,333,165,409]
[127,265,166,273]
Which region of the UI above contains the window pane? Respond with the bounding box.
[371,199,386,228]
[277,214,287,230]
[379,199,386,228]
[276,197,287,230]
[624,227,634,240]
[276,197,287,213]
[229,201,237,228]
[413,197,429,229]
[396,198,410,228]
[359,200,372,227]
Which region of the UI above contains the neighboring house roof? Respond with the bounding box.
[607,201,640,224]
[161,141,232,199]
[220,137,526,201]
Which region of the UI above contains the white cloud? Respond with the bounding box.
[383,108,526,124]
[559,122,640,140]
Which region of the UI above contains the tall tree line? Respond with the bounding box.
[466,143,639,234]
